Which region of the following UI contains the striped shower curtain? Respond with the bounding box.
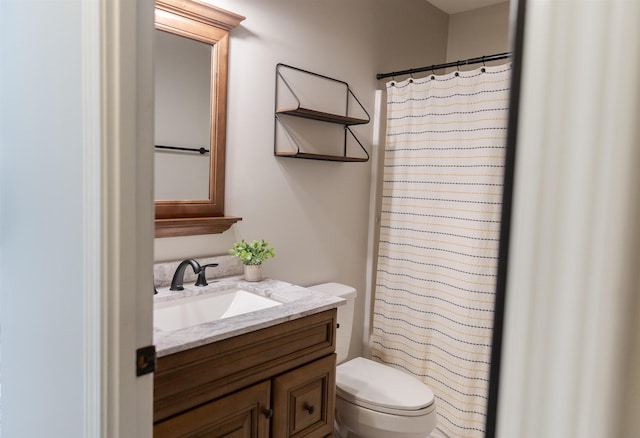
[370,64,511,438]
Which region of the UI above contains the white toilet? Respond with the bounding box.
[307,283,437,438]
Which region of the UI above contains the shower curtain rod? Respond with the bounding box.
[376,52,511,80]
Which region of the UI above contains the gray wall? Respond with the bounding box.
[153,0,510,359]
[446,2,511,66]
[154,0,449,359]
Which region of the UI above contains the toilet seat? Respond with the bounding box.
[336,357,435,417]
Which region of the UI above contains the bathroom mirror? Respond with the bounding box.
[155,30,211,202]
[154,0,244,238]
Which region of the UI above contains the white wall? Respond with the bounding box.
[1,1,88,436]
[154,0,449,358]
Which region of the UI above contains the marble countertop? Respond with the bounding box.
[153,276,344,357]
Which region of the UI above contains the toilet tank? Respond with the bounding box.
[307,282,357,364]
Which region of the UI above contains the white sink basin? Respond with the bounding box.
[154,289,282,331]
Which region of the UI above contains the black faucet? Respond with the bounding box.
[195,263,219,287]
[170,259,203,291]
[170,259,219,291]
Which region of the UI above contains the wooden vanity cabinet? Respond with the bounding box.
[154,309,337,438]
[154,380,271,437]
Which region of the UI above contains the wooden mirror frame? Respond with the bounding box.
[154,0,244,238]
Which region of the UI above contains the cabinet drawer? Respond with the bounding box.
[272,354,336,438]
[154,380,271,438]
[155,309,337,422]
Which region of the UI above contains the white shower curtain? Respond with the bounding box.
[371,64,511,438]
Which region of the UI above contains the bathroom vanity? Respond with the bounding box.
[152,273,343,438]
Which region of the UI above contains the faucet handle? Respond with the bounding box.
[195,263,219,287]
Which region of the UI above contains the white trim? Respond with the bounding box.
[497,1,640,436]
[81,0,103,435]
[100,0,155,436]
[363,89,384,357]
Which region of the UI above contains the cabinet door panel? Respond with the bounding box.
[154,380,270,438]
[291,380,323,431]
[273,354,336,438]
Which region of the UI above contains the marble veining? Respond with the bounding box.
[153,275,344,357]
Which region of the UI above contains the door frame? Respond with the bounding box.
[95,0,155,435]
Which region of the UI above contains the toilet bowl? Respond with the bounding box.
[307,283,437,438]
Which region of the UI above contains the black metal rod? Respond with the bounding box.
[155,145,209,154]
[376,52,511,80]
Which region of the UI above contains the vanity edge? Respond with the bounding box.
[153,277,344,357]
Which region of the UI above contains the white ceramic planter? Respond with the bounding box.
[244,264,263,282]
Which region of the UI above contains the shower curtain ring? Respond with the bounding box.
[455,61,460,76]
[409,71,414,83]
[481,56,486,73]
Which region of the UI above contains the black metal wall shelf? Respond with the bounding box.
[274,63,370,162]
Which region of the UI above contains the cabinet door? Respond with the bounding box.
[272,354,336,438]
[154,380,271,438]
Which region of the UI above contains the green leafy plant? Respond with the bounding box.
[229,239,276,265]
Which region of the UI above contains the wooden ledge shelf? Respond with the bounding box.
[275,151,368,162]
[155,216,242,238]
[276,107,369,126]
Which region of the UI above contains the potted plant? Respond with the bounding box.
[229,239,276,282]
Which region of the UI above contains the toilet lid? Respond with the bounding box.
[336,357,435,414]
